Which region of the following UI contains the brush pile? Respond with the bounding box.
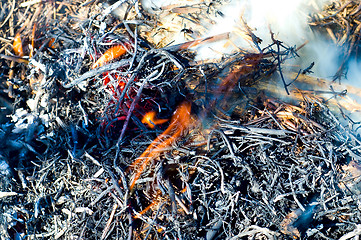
[1,0,361,239]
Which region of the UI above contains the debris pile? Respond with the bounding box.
[0,0,361,239]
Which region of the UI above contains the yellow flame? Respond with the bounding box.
[142,111,169,129]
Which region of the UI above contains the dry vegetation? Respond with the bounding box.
[0,0,361,239]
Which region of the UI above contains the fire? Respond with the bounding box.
[102,72,128,97]
[13,33,24,57]
[133,200,159,219]
[141,111,169,129]
[92,45,128,69]
[129,101,192,191]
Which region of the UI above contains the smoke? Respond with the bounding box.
[141,0,361,124]
[141,0,333,71]
[195,0,332,62]
[140,0,178,10]
[347,58,361,86]
[141,0,343,79]
[193,0,361,125]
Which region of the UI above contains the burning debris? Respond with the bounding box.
[0,0,361,239]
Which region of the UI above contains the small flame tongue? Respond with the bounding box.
[141,111,169,129]
[13,33,24,57]
[129,102,192,191]
[92,45,128,69]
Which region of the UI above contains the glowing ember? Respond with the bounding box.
[102,72,128,97]
[129,102,192,191]
[141,111,169,129]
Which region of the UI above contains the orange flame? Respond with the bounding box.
[92,45,127,69]
[49,38,56,49]
[133,200,158,219]
[13,33,24,57]
[129,102,192,191]
[141,111,169,129]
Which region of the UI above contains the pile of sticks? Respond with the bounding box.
[0,0,361,239]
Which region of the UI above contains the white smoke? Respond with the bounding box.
[141,0,340,79]
[198,0,361,126]
[347,58,361,86]
[141,0,361,124]
[195,0,332,63]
